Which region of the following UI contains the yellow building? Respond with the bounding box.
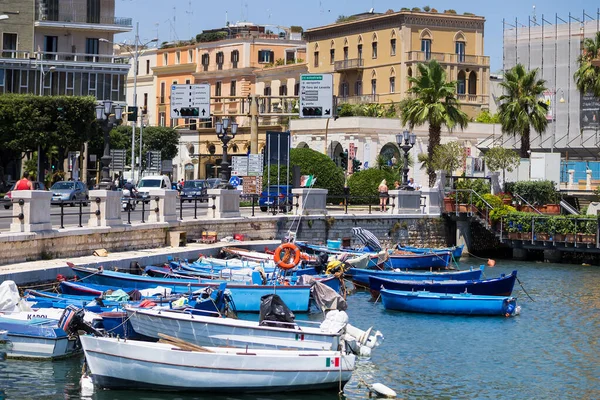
[305,10,490,118]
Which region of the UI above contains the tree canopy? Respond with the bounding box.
[574,31,600,97]
[483,147,521,187]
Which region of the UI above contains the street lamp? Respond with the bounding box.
[36,64,56,181]
[395,130,417,189]
[95,100,123,189]
[551,88,566,153]
[100,24,158,181]
[215,117,238,182]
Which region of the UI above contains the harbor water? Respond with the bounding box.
[1,259,599,399]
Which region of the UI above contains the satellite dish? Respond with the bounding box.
[369,7,374,13]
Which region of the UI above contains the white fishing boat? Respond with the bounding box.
[125,306,383,354]
[81,335,355,393]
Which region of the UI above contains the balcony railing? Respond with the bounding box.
[456,94,488,104]
[37,51,128,64]
[406,51,490,66]
[337,95,380,105]
[36,6,132,27]
[334,58,364,71]
[0,50,31,59]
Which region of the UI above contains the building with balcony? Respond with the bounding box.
[0,0,132,100]
[305,9,490,118]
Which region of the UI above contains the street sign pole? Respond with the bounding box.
[170,84,210,120]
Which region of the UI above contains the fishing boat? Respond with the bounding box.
[125,306,383,353]
[347,266,484,287]
[397,244,464,260]
[369,270,518,297]
[296,241,388,268]
[386,251,452,270]
[81,335,355,393]
[68,266,312,312]
[380,289,519,316]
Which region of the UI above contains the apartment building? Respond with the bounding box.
[154,23,306,128]
[0,0,131,100]
[305,9,490,118]
[123,47,157,127]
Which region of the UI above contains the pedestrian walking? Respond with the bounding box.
[378,179,389,212]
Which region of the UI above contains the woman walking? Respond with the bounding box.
[378,179,389,212]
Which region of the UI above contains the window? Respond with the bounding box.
[230,80,236,96]
[330,49,335,64]
[294,82,299,96]
[313,51,319,68]
[146,60,150,74]
[143,93,148,114]
[371,79,376,95]
[176,51,181,64]
[135,61,139,76]
[421,39,431,60]
[215,81,222,97]
[2,33,17,58]
[456,41,465,62]
[188,49,194,62]
[344,46,349,60]
[87,0,100,23]
[355,81,362,96]
[389,77,395,93]
[216,52,224,70]
[231,50,239,68]
[457,71,466,95]
[201,53,209,71]
[286,50,295,64]
[163,53,168,65]
[159,112,165,126]
[279,85,287,96]
[390,38,396,56]
[340,82,349,97]
[263,86,271,96]
[258,50,274,63]
[160,81,165,103]
[85,38,99,61]
[46,0,59,20]
[372,41,378,59]
[44,36,58,59]
[357,44,362,59]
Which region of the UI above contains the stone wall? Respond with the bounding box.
[0,215,449,266]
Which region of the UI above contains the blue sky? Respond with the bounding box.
[115,0,599,71]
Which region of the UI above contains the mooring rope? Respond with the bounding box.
[516,276,535,302]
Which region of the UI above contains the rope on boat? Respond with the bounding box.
[516,277,535,302]
[104,310,138,334]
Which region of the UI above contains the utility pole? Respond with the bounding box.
[250,95,259,154]
[131,22,139,182]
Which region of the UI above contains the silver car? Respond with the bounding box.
[50,181,89,206]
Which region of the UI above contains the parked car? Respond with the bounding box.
[259,185,293,212]
[181,180,208,203]
[1,181,46,209]
[137,175,172,203]
[50,181,88,206]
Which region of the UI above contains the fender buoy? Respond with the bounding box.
[273,243,301,270]
[487,259,496,267]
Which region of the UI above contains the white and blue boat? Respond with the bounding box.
[397,244,465,260]
[380,289,519,316]
[347,265,484,287]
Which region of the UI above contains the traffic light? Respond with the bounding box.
[352,159,362,173]
[302,107,323,117]
[180,107,200,117]
[127,106,138,121]
[339,150,348,170]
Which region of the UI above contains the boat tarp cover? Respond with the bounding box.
[259,294,295,325]
[352,227,382,251]
[0,280,32,312]
[299,275,348,312]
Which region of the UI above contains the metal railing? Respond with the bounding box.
[443,188,495,229]
[334,58,364,71]
[337,95,380,105]
[512,193,542,215]
[36,51,127,64]
[121,197,154,224]
[51,198,100,229]
[501,215,600,248]
[36,7,132,27]
[405,51,490,65]
[0,199,24,233]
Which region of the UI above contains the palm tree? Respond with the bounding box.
[399,60,468,187]
[498,64,548,158]
[574,31,600,97]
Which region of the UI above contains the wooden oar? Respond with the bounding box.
[158,333,214,353]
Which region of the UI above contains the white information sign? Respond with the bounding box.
[170,84,210,119]
[299,74,333,118]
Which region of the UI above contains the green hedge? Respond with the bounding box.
[347,168,399,205]
[504,212,597,234]
[506,180,558,205]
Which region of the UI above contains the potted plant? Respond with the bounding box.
[577,218,597,244]
[533,217,550,241]
[490,204,516,231]
[505,212,522,240]
[520,213,533,241]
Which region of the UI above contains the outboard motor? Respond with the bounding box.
[314,252,329,275]
[58,305,103,336]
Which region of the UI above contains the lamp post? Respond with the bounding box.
[37,64,56,181]
[95,100,123,189]
[551,88,565,153]
[395,130,416,189]
[100,24,157,182]
[215,117,238,182]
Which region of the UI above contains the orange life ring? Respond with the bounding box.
[273,243,301,270]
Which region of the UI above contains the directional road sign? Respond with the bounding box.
[170,84,210,119]
[110,149,126,171]
[299,74,333,118]
[229,176,240,187]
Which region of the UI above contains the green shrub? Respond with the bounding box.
[476,193,503,210]
[452,178,491,203]
[490,204,516,223]
[512,180,558,205]
[347,168,398,205]
[262,147,344,196]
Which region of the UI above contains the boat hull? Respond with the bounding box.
[81,336,354,393]
[398,244,464,260]
[387,252,451,270]
[380,289,518,316]
[369,271,518,297]
[126,307,340,351]
[70,266,310,312]
[347,266,484,287]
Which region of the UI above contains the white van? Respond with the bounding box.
[137,175,172,203]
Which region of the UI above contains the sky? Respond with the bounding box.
[115,0,600,72]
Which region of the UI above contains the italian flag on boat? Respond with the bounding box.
[326,357,340,368]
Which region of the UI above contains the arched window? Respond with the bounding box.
[371,33,378,59]
[389,67,396,93]
[454,31,466,62]
[330,40,335,64]
[420,29,432,60]
[468,71,477,95]
[390,30,397,56]
[457,70,466,95]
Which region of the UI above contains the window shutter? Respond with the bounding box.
[270,51,274,62]
[258,50,261,61]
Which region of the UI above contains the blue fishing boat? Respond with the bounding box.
[387,251,451,270]
[397,244,464,261]
[69,266,311,312]
[347,266,484,287]
[380,289,519,316]
[369,270,518,297]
